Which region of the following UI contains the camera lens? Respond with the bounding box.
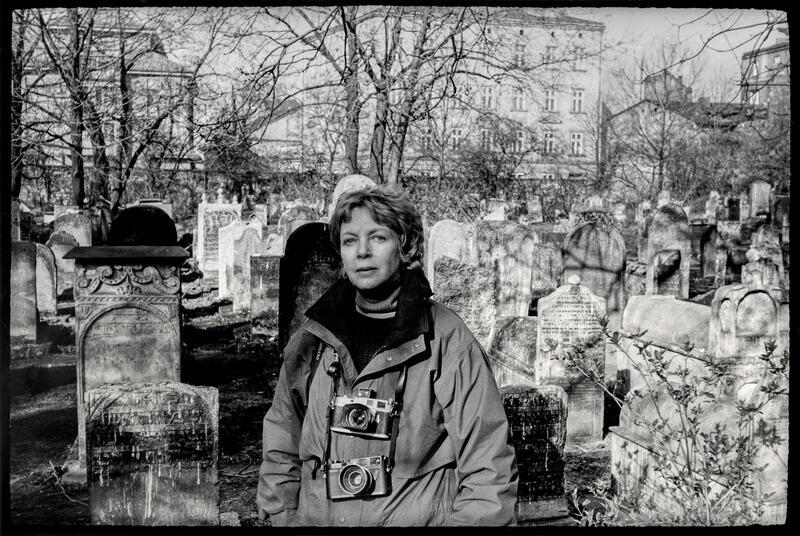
[345,405,370,430]
[339,464,372,495]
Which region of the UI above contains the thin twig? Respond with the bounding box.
[49,460,88,507]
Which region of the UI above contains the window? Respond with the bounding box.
[512,88,526,111]
[543,131,555,154]
[511,130,525,153]
[481,86,495,110]
[571,90,583,113]
[545,90,556,112]
[570,132,584,156]
[749,89,760,105]
[421,127,433,152]
[513,43,526,68]
[543,172,555,181]
[451,128,463,150]
[544,45,556,63]
[481,129,494,151]
[573,47,585,70]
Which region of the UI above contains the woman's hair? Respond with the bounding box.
[329,185,424,270]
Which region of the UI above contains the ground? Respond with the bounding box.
[8,288,610,528]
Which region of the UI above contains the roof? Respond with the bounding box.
[742,38,790,59]
[665,100,768,129]
[490,8,605,30]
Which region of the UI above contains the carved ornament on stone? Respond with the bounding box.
[76,265,180,296]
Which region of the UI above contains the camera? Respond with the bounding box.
[326,456,391,500]
[331,388,396,439]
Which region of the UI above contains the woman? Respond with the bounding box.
[256,185,517,526]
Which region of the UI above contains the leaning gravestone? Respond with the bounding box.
[46,231,79,296]
[328,174,377,218]
[35,243,58,316]
[488,317,538,388]
[11,242,37,343]
[278,222,340,349]
[501,385,569,522]
[196,190,242,287]
[86,382,219,525]
[217,220,247,300]
[433,256,496,347]
[232,225,267,312]
[536,276,606,443]
[561,221,626,326]
[251,255,281,335]
[54,211,93,246]
[476,220,538,317]
[426,219,477,289]
[645,204,690,298]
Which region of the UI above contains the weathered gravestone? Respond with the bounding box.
[65,224,188,472]
[46,231,79,296]
[476,220,538,317]
[425,219,477,289]
[749,180,772,220]
[705,190,721,222]
[526,194,544,223]
[108,206,177,246]
[645,204,690,298]
[86,382,218,525]
[35,243,58,316]
[196,189,242,287]
[561,221,626,326]
[11,241,37,343]
[328,174,377,218]
[536,276,605,443]
[744,225,785,288]
[656,190,671,208]
[278,205,318,240]
[232,225,267,312]
[54,211,93,246]
[530,244,562,313]
[433,256,496,347]
[251,255,281,335]
[279,222,340,349]
[488,317,538,387]
[483,198,509,221]
[11,197,21,240]
[501,385,569,522]
[134,198,174,219]
[217,220,247,300]
[689,224,720,277]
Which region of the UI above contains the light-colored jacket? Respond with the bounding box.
[256,298,518,526]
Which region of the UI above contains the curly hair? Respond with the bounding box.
[329,184,425,270]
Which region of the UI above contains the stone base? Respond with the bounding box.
[516,496,569,522]
[60,441,87,490]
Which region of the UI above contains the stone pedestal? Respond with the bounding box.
[64,246,189,476]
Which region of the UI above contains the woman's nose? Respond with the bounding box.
[357,238,371,257]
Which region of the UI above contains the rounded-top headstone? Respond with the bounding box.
[328,174,377,217]
[108,206,177,246]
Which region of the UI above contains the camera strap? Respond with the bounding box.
[386,364,408,474]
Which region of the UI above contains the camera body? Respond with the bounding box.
[326,456,391,500]
[331,388,396,439]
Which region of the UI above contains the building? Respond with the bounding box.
[740,28,790,121]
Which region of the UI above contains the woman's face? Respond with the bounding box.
[339,207,403,290]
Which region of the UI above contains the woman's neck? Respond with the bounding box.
[354,272,402,317]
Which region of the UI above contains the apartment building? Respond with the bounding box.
[740,29,790,121]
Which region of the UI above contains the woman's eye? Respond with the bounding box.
[342,238,356,246]
[372,235,387,242]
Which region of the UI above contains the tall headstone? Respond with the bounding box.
[744,225,785,287]
[54,211,93,246]
[196,190,242,287]
[526,195,544,223]
[501,385,569,522]
[749,180,772,220]
[232,225,266,312]
[11,242,37,343]
[530,243,562,315]
[11,197,21,240]
[251,255,281,335]
[86,382,219,525]
[65,241,188,472]
[488,317,538,387]
[46,231,79,296]
[279,222,340,349]
[561,221,626,325]
[217,220,247,300]
[35,243,58,316]
[476,220,538,317]
[328,174,377,217]
[433,256,496,347]
[645,204,690,298]
[656,190,671,208]
[426,220,477,289]
[536,276,606,443]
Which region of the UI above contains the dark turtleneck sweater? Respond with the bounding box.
[349,274,401,373]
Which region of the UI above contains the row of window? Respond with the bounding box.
[481,87,584,113]
[747,53,786,79]
[438,128,585,155]
[511,44,586,70]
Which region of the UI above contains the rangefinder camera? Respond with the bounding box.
[331,388,396,439]
[326,456,391,500]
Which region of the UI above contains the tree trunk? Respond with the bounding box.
[69,11,85,207]
[369,81,388,181]
[342,7,361,175]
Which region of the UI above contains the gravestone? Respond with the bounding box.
[656,190,671,208]
[54,211,93,246]
[705,190,721,222]
[54,204,81,219]
[476,220,538,317]
[530,244,562,315]
[279,222,341,349]
[612,202,626,224]
[278,205,318,240]
[232,226,267,312]
[86,382,218,525]
[217,220,247,300]
[251,255,281,335]
[433,256,496,347]
[65,244,188,472]
[484,198,508,221]
[108,206,177,246]
[501,385,569,522]
[739,193,750,223]
[536,276,606,443]
[196,190,242,287]
[134,198,174,219]
[645,204,690,298]
[35,243,58,316]
[426,220,477,289]
[745,225,785,286]
[251,204,270,226]
[488,317,538,387]
[526,195,544,223]
[11,242,37,343]
[749,180,771,220]
[636,200,652,225]
[46,231,79,296]
[328,174,377,217]
[11,198,21,240]
[561,221,626,326]
[586,195,604,211]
